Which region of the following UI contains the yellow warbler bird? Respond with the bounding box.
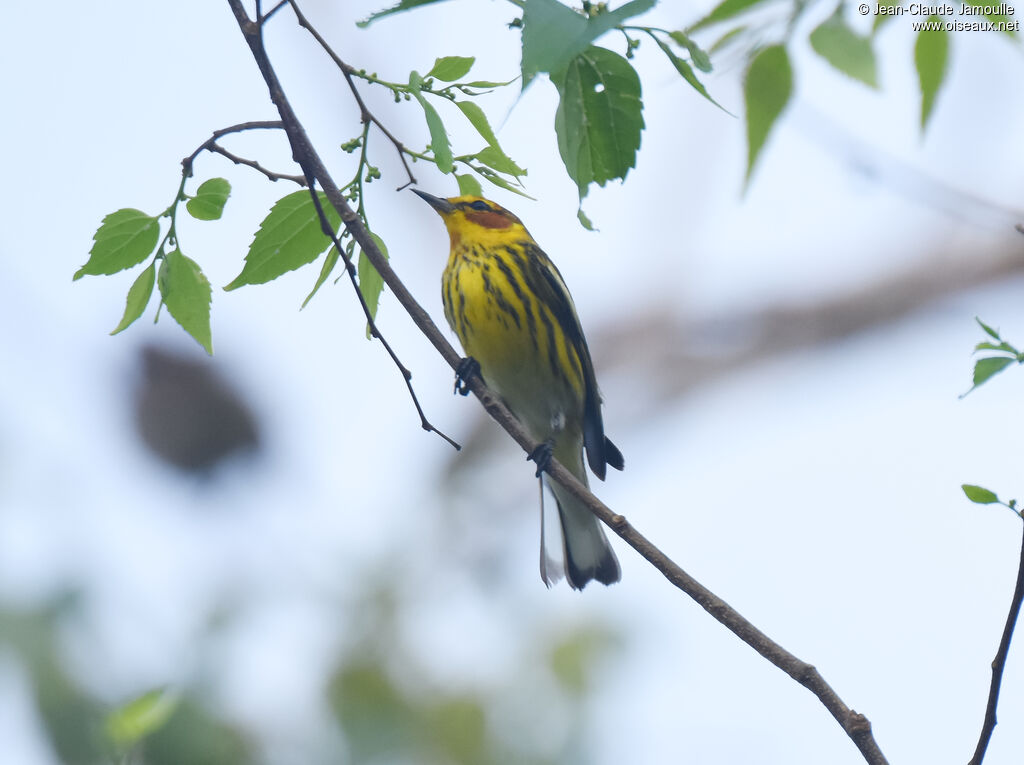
[414,190,623,589]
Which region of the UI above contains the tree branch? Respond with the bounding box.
[285,0,418,190]
[181,120,305,184]
[968,519,1024,765]
[224,3,889,762]
[226,2,458,450]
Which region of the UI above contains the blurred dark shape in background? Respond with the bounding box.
[133,345,262,475]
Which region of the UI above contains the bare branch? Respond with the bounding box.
[181,120,301,183]
[968,519,1024,765]
[224,3,890,762]
[207,144,307,184]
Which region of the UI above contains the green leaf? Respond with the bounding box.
[470,165,534,198]
[106,688,179,750]
[972,356,1015,387]
[577,207,595,230]
[974,342,1017,354]
[552,46,644,198]
[809,8,878,87]
[159,250,213,354]
[709,25,749,54]
[356,0,450,27]
[668,30,713,73]
[111,261,156,335]
[976,317,1001,340]
[460,79,517,89]
[915,17,949,131]
[521,0,656,84]
[962,484,1000,505]
[455,100,501,148]
[358,233,389,338]
[75,209,160,280]
[225,191,341,290]
[651,34,726,110]
[185,177,231,221]
[743,44,792,187]
[456,174,483,196]
[689,0,773,33]
[301,244,341,309]
[409,71,453,173]
[427,56,475,81]
[474,145,526,177]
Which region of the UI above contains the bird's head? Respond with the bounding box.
[413,190,528,249]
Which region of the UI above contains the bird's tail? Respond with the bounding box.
[541,448,621,590]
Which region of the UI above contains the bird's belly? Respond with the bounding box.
[448,266,582,443]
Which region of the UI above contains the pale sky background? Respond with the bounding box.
[1,1,1023,764]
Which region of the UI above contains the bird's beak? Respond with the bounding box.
[412,189,456,214]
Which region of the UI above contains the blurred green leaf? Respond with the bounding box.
[141,699,252,765]
[651,34,724,110]
[159,250,213,354]
[225,190,341,290]
[915,17,949,130]
[456,173,483,196]
[428,55,475,81]
[552,46,644,199]
[689,0,773,33]
[962,484,999,505]
[743,44,792,186]
[809,8,878,87]
[75,209,160,280]
[357,0,450,27]
[971,356,1015,387]
[976,317,1001,340]
[668,30,713,72]
[106,688,179,751]
[186,178,231,221]
[111,261,156,335]
[425,697,487,765]
[330,662,413,761]
[409,70,454,173]
[521,0,655,84]
[359,232,389,338]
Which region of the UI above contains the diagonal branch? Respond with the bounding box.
[968,519,1024,765]
[224,3,889,763]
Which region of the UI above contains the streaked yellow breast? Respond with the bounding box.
[442,242,586,441]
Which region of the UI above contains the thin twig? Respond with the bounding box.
[225,3,890,763]
[226,0,459,451]
[207,144,307,184]
[968,519,1024,765]
[284,0,418,190]
[259,0,288,24]
[181,120,295,180]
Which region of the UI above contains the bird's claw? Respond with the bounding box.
[528,440,555,478]
[454,356,480,396]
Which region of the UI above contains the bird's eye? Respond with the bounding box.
[468,200,490,212]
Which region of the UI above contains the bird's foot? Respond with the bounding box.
[528,439,555,478]
[453,356,480,396]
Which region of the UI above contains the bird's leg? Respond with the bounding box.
[454,356,481,396]
[527,439,555,478]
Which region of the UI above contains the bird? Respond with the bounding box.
[414,190,623,589]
